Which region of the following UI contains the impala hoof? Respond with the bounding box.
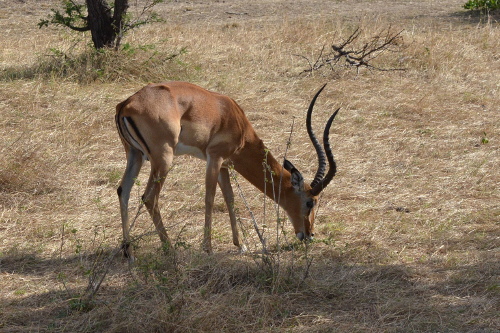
[239,244,248,254]
[122,242,133,258]
[296,232,314,242]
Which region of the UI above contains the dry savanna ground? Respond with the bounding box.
[1,0,499,332]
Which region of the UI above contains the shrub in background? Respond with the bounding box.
[464,0,500,11]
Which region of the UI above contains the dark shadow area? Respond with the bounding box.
[0,46,189,84]
[1,244,498,332]
[0,248,122,276]
[404,7,500,26]
[445,9,500,25]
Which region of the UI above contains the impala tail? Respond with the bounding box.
[115,101,150,160]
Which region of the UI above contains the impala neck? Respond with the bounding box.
[230,134,294,205]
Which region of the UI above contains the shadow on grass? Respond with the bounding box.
[0,49,115,84]
[0,45,190,84]
[447,8,500,24]
[0,247,121,275]
[403,7,500,26]
[1,244,498,332]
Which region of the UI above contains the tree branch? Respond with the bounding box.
[298,26,406,75]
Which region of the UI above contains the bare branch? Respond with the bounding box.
[298,26,407,75]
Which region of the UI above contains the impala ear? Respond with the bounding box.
[283,159,295,172]
[284,159,304,192]
[291,170,305,192]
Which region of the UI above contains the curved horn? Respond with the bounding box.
[307,84,328,188]
[310,108,339,196]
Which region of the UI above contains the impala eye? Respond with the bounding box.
[306,200,314,209]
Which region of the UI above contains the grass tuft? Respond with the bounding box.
[1,45,191,84]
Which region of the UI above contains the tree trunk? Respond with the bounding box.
[86,0,115,49]
[85,0,129,49]
[112,0,129,50]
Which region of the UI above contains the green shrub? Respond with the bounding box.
[464,0,500,11]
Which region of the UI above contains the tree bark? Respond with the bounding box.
[113,0,129,30]
[85,0,129,49]
[86,0,115,49]
[112,0,129,49]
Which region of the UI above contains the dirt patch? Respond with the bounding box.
[156,0,478,25]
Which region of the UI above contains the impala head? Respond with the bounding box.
[284,84,339,242]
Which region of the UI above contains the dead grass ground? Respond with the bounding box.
[1,0,499,332]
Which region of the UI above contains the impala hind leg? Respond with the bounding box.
[142,156,173,250]
[218,167,246,253]
[118,147,144,259]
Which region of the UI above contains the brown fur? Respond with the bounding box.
[116,81,327,255]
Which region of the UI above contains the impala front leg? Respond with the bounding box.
[218,167,246,253]
[203,155,224,253]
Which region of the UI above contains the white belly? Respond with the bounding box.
[175,142,206,160]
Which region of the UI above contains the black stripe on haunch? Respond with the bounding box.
[125,116,151,155]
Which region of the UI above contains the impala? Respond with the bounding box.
[116,81,338,256]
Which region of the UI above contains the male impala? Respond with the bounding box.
[116,81,338,256]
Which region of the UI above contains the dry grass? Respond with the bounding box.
[1,0,499,332]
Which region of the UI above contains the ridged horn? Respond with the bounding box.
[310,108,339,196]
[307,84,328,189]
